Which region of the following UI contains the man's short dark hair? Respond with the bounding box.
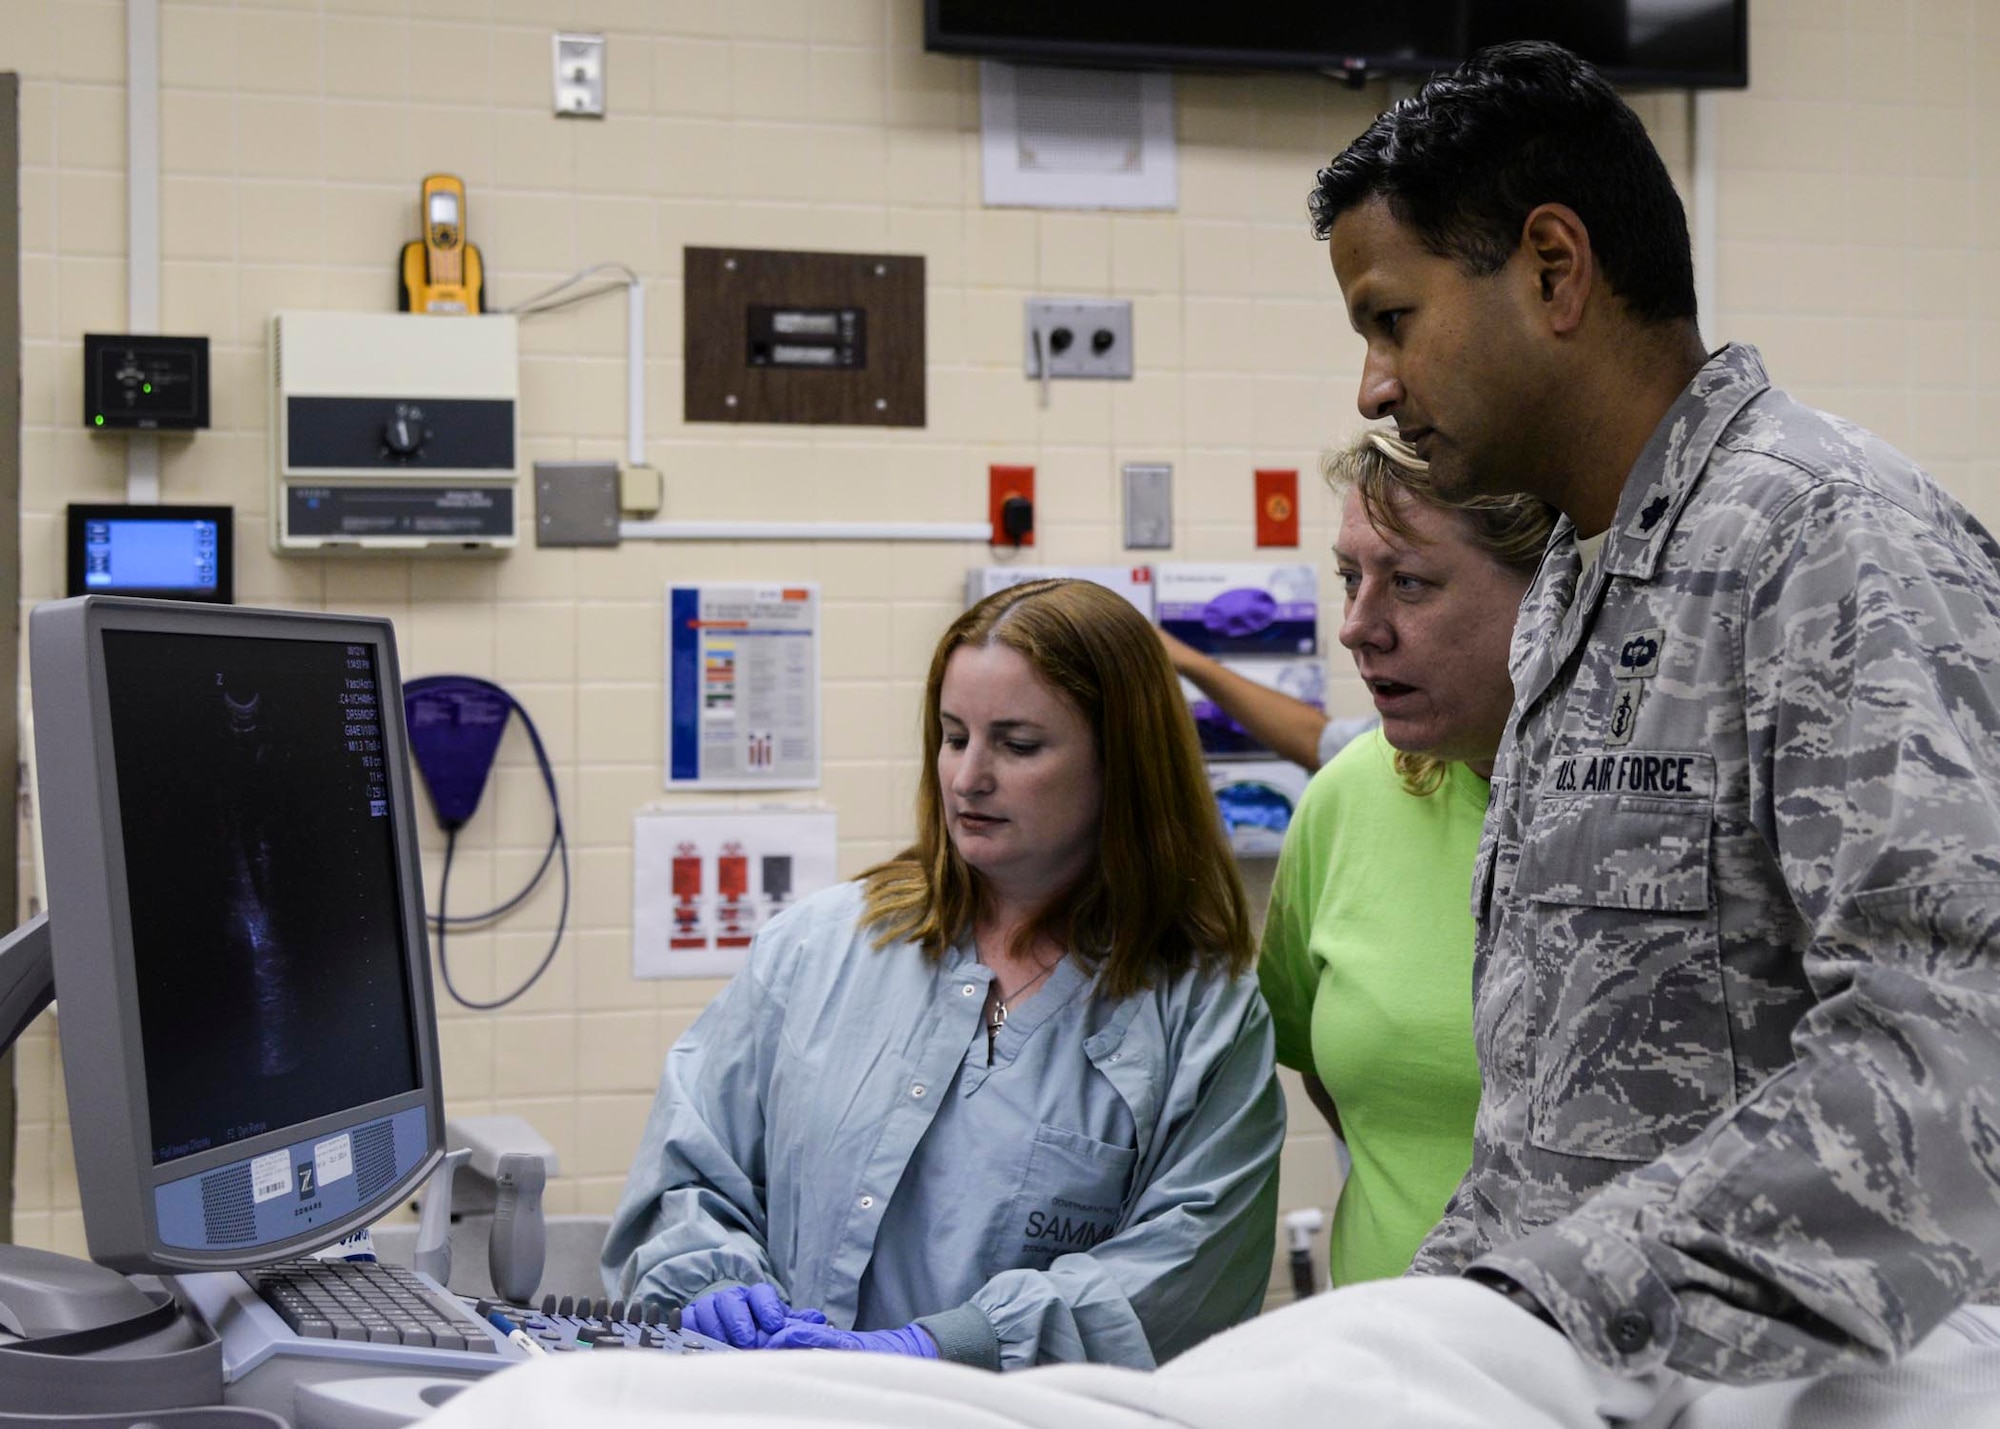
[1309,41,1696,325]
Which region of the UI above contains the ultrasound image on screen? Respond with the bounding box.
[101,629,420,1165]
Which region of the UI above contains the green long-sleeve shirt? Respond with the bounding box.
[1259,730,1485,1286]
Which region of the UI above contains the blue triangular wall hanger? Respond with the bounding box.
[404,675,514,831]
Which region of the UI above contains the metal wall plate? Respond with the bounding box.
[535,461,620,547]
[1122,462,1172,549]
[1024,299,1132,380]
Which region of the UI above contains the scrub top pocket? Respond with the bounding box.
[993,1124,1138,1273]
[1516,793,1731,1163]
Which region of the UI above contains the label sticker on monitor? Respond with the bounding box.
[314,1132,355,1188]
[252,1149,292,1204]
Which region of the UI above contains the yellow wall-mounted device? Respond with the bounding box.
[399,174,485,315]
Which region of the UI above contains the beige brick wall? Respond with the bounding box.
[4,0,1992,1312]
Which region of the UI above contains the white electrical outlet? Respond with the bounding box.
[553,32,606,118]
[1024,298,1133,380]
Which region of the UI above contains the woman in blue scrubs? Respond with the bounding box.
[603,578,1283,1370]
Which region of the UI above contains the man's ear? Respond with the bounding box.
[1520,204,1593,336]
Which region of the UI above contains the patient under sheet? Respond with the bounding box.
[418,1279,2000,1429]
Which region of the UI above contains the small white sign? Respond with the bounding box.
[633,806,839,979]
[251,1149,292,1205]
[980,62,1178,211]
[313,1132,354,1188]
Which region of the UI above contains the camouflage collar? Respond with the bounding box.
[1601,343,1772,583]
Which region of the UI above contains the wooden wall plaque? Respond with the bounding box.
[684,247,925,428]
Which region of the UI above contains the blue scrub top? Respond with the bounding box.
[602,882,1283,1370]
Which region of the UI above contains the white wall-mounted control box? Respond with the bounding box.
[270,312,520,554]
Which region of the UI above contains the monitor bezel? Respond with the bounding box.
[922,1,1751,91]
[31,595,444,1273]
[65,503,237,605]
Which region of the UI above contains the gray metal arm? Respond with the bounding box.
[0,913,53,1060]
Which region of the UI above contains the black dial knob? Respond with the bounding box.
[383,415,424,455]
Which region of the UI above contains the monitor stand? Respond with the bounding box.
[0,909,54,1331]
[0,912,50,1064]
[0,911,69,1320]
[0,913,243,1415]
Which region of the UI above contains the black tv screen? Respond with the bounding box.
[926,2,1749,90]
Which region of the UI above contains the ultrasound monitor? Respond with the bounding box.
[26,595,444,1273]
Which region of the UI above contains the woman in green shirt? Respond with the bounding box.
[1259,431,1556,1286]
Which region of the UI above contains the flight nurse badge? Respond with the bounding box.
[1606,678,1643,747]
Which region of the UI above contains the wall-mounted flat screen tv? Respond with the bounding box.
[926,1,1749,90]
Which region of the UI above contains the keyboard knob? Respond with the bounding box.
[610,1300,627,1324]
[542,1293,558,1316]
[593,1297,610,1320]
[556,1295,574,1317]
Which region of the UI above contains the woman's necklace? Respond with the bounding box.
[984,960,1057,1064]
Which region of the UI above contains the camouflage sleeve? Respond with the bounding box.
[1406,762,1518,1283]
[1469,481,2000,1382]
[1406,1170,1485,1281]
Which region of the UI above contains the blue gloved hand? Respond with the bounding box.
[765,1320,938,1357]
[683,1283,796,1348]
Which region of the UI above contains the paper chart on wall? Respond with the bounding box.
[632,806,840,979]
[664,582,821,790]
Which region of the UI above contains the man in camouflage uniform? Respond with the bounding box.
[422,38,2000,1429]
[1309,37,2000,1417]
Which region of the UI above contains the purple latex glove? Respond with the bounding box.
[683,1284,798,1348]
[765,1320,938,1358]
[1202,587,1277,638]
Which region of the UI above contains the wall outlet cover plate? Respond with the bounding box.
[1024,299,1132,379]
[554,32,607,118]
[535,461,621,546]
[1122,462,1172,549]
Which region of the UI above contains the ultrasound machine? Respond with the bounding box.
[0,597,710,1427]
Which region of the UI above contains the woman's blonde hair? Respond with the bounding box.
[859,578,1253,998]
[1322,430,1558,796]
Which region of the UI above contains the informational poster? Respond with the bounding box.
[665,582,821,790]
[632,806,840,979]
